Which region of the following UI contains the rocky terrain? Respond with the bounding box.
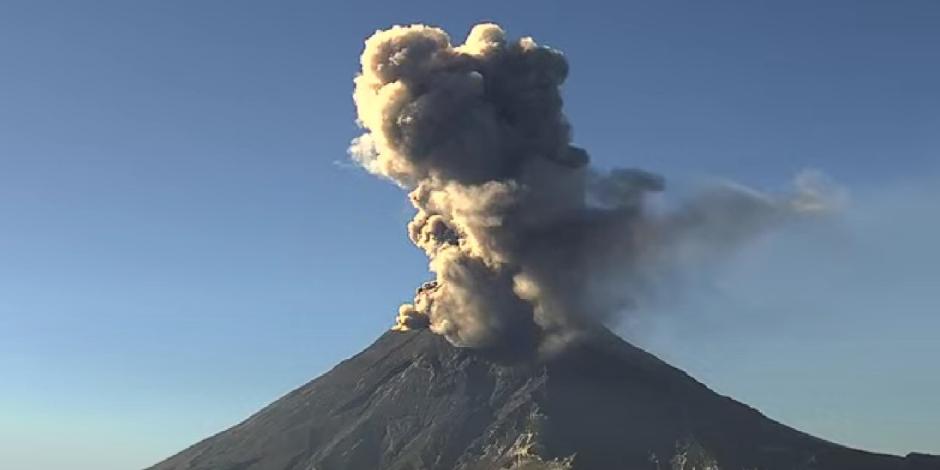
[148,329,938,469]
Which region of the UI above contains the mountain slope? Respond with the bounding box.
[148,329,938,470]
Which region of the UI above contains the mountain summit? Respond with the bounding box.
[148,329,937,470]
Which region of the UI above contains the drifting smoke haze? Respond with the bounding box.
[350,23,836,352]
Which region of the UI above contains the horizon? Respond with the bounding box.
[1,2,938,469]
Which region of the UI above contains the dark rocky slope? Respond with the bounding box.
[148,329,938,470]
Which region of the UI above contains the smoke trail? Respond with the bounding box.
[350,23,834,351]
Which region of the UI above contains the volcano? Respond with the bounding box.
[147,328,936,470]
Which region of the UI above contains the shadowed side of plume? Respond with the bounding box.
[350,23,842,351]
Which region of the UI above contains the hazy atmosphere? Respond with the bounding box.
[1,2,938,469]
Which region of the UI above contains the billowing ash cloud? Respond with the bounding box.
[350,23,836,352]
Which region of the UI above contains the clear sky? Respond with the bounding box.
[1,1,938,469]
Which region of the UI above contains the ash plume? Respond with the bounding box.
[350,23,834,351]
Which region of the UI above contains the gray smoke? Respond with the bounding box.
[350,23,836,352]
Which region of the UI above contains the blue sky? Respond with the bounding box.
[1,1,938,469]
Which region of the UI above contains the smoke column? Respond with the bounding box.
[350,23,834,352]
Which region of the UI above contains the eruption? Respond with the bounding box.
[350,23,834,351]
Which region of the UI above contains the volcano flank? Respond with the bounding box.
[147,329,937,470]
